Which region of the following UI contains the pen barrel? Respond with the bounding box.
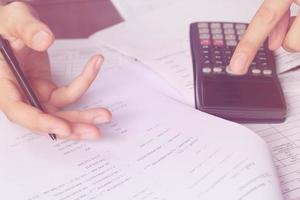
[0,37,56,140]
[0,39,44,111]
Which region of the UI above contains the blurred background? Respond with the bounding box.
[14,0,123,38]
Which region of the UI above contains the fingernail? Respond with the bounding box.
[52,128,70,137]
[32,31,51,49]
[94,115,110,124]
[228,53,248,74]
[95,57,103,72]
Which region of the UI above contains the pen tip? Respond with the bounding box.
[50,134,57,141]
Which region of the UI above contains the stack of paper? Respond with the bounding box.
[0,40,283,200]
[90,1,300,199]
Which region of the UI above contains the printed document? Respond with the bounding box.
[111,0,179,19]
[0,40,283,200]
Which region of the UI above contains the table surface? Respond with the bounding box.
[29,0,123,38]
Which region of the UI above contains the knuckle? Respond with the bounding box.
[256,6,277,25]
[6,1,30,12]
[6,1,38,21]
[237,40,258,55]
[36,113,49,132]
[294,0,300,5]
[3,108,16,123]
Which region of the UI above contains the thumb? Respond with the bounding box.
[0,2,54,51]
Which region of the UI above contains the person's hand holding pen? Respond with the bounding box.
[228,0,300,75]
[0,2,112,140]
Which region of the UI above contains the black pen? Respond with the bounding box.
[0,36,56,140]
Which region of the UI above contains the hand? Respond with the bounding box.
[0,2,112,140]
[228,0,300,75]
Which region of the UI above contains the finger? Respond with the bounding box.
[228,0,293,74]
[283,15,300,52]
[0,2,54,51]
[49,55,103,107]
[2,100,72,137]
[59,123,101,141]
[0,78,71,137]
[54,108,112,124]
[269,10,290,50]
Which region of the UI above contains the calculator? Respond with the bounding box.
[190,22,287,123]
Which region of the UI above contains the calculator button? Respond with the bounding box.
[198,23,209,28]
[201,45,210,49]
[199,28,210,33]
[199,34,210,39]
[225,34,236,40]
[203,60,211,65]
[213,40,225,47]
[263,69,272,75]
[213,67,223,73]
[259,57,267,61]
[261,62,268,67]
[211,28,222,34]
[237,29,245,35]
[213,49,222,55]
[202,67,212,74]
[235,24,247,30]
[252,69,261,75]
[202,49,210,54]
[210,23,221,28]
[223,23,234,28]
[226,40,237,46]
[200,39,211,45]
[250,61,257,67]
[212,34,223,40]
[224,29,235,34]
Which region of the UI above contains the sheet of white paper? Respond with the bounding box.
[48,39,184,103]
[111,0,179,20]
[275,48,300,74]
[246,90,300,200]
[279,70,300,94]
[0,42,282,200]
[91,0,264,105]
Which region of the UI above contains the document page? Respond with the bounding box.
[246,91,300,200]
[111,0,179,19]
[275,48,300,74]
[0,42,282,199]
[48,39,184,102]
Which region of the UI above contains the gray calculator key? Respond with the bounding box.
[223,23,234,28]
[198,23,209,28]
[263,69,272,75]
[199,28,210,33]
[225,34,236,40]
[211,28,222,34]
[212,34,223,40]
[199,34,211,39]
[226,40,237,46]
[203,67,212,74]
[252,69,261,75]
[237,29,245,35]
[235,24,247,29]
[210,23,221,28]
[224,29,235,34]
[213,67,223,73]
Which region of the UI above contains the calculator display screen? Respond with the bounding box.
[202,78,283,109]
